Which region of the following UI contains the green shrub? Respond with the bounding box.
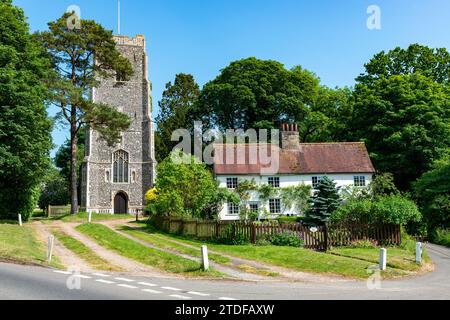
[431,228,450,247]
[331,195,422,225]
[270,231,304,247]
[276,216,299,224]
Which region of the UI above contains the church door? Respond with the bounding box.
[114,192,128,214]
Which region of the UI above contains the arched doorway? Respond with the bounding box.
[114,192,128,214]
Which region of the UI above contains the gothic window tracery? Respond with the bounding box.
[113,150,129,183]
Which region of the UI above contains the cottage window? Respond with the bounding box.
[268,177,280,188]
[249,203,259,213]
[312,176,322,189]
[269,199,281,214]
[354,175,366,187]
[113,150,129,183]
[227,202,240,215]
[226,177,238,189]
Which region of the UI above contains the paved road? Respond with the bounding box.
[0,243,449,300]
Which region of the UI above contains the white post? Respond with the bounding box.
[379,248,387,271]
[416,242,422,264]
[18,214,22,226]
[88,212,92,223]
[201,245,209,271]
[47,235,54,263]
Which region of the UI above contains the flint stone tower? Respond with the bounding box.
[81,34,156,214]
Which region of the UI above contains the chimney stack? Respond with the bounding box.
[280,123,300,150]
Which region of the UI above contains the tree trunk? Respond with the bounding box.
[70,115,78,215]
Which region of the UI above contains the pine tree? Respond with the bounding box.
[307,176,341,224]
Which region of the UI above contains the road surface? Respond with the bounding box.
[0,243,449,300]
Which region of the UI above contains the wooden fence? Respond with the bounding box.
[151,216,401,251]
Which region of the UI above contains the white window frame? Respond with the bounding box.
[268,176,280,188]
[269,198,281,214]
[226,177,238,189]
[312,176,322,189]
[227,202,240,215]
[354,175,366,187]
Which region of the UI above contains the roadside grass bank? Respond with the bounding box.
[76,223,224,278]
[0,222,61,268]
[51,228,123,271]
[131,221,426,279]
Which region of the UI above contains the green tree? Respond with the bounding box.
[150,151,234,219]
[349,73,450,190]
[307,177,341,224]
[195,58,320,130]
[413,159,450,229]
[35,13,133,214]
[38,167,70,211]
[0,0,52,220]
[54,127,85,184]
[155,73,200,162]
[357,44,450,85]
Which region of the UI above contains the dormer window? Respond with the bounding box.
[268,177,280,188]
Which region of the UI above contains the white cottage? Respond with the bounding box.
[213,124,375,220]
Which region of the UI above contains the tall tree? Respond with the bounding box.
[349,73,450,190]
[0,0,52,220]
[35,13,133,214]
[195,57,320,130]
[155,73,200,162]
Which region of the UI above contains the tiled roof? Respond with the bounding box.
[213,142,375,175]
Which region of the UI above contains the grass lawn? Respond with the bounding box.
[76,223,224,278]
[51,229,123,272]
[0,223,61,268]
[131,222,424,279]
[41,212,133,224]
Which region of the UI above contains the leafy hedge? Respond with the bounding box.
[331,195,422,225]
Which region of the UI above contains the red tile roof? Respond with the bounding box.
[213,142,375,175]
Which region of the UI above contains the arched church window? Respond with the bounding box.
[113,150,129,183]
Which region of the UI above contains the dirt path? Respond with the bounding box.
[43,221,177,278]
[31,221,94,273]
[105,220,351,283]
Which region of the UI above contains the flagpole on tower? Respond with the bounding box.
[118,0,121,34]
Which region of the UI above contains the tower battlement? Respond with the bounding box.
[113,34,145,47]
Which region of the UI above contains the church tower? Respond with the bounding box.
[81,34,156,214]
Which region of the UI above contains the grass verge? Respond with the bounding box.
[40,212,133,224]
[131,222,419,279]
[51,228,123,272]
[76,223,224,278]
[0,223,61,268]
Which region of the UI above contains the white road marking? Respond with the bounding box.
[219,297,237,300]
[92,273,110,277]
[138,282,157,287]
[95,279,116,284]
[161,286,182,291]
[72,274,91,279]
[117,284,138,289]
[142,289,163,294]
[115,277,134,282]
[53,270,71,275]
[170,294,192,300]
[187,291,210,297]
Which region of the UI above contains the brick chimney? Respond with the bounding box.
[280,123,300,150]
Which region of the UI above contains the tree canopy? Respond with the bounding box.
[0,0,52,220]
[195,57,320,130]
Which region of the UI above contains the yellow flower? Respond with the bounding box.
[145,188,158,202]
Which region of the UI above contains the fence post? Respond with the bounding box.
[88,212,92,223]
[415,242,422,264]
[48,205,52,218]
[18,214,22,227]
[379,248,387,271]
[251,223,257,244]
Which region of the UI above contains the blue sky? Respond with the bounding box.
[12,0,450,156]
